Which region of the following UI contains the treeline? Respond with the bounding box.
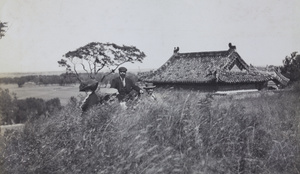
[0,73,78,87]
[0,88,63,125]
[281,52,300,82]
[0,72,139,87]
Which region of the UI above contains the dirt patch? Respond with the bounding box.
[0,124,25,136]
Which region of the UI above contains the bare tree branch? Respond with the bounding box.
[72,64,81,83]
[80,63,89,74]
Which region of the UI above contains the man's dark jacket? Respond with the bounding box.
[111,77,141,101]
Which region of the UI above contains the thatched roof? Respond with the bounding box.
[217,70,271,83]
[144,45,272,84]
[255,66,290,85]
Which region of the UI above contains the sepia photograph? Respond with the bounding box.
[0,0,299,173]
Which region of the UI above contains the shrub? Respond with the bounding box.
[0,88,17,125]
[0,87,63,124]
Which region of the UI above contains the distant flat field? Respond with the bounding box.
[0,84,117,105]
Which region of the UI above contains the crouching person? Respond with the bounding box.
[140,82,163,104]
[143,83,158,101]
[79,79,100,112]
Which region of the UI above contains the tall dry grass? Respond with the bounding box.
[0,87,299,174]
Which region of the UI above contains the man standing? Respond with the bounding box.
[111,67,143,104]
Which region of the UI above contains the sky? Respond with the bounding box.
[0,0,299,73]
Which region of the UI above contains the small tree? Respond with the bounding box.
[17,78,26,88]
[58,42,146,82]
[0,21,8,39]
[281,52,300,82]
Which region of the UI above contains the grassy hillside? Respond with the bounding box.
[0,87,299,173]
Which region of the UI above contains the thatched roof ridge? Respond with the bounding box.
[255,66,290,85]
[177,49,230,58]
[273,70,290,85]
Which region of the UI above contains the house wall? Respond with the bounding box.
[154,82,218,92]
[217,83,263,91]
[154,82,265,91]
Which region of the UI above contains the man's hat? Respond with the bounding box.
[79,79,99,92]
[143,82,156,89]
[118,67,127,72]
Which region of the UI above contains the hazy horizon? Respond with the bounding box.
[0,68,157,78]
[0,67,156,74]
